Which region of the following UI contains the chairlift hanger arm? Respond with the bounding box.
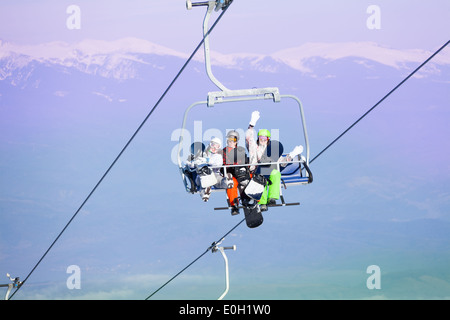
[2,274,22,300]
[210,237,236,300]
[187,0,231,91]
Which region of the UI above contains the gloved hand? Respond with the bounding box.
[249,111,260,127]
[289,145,304,159]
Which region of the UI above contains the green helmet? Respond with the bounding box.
[257,129,271,138]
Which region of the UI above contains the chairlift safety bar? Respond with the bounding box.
[180,155,312,194]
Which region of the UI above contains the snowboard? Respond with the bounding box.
[243,202,263,228]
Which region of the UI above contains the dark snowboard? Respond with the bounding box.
[243,203,263,228]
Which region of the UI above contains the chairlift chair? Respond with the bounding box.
[177,0,313,210]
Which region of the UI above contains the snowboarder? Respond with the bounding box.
[185,137,228,201]
[222,130,250,215]
[245,111,304,211]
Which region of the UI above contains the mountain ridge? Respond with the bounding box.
[1,37,449,83]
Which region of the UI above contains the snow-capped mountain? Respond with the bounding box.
[1,37,449,85]
[0,38,191,82]
[272,42,450,72]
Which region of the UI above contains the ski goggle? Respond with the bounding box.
[227,137,237,143]
[258,136,269,141]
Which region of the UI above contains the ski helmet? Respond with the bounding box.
[257,129,271,139]
[210,137,222,149]
[226,130,240,142]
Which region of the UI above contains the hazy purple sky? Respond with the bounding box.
[1,0,449,301]
[1,0,449,53]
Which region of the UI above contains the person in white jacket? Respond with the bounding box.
[245,111,304,211]
[186,137,229,202]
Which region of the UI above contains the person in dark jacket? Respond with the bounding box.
[222,130,250,215]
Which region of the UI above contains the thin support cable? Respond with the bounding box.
[310,40,450,164]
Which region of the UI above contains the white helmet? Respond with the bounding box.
[210,137,222,148]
